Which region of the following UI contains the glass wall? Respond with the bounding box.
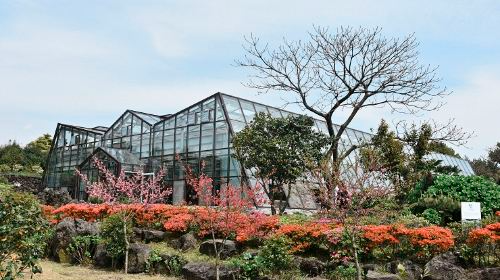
[43,92,475,202]
[151,96,236,203]
[102,110,161,159]
[43,124,104,197]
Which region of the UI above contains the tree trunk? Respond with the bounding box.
[124,221,129,274]
[352,234,362,280]
[269,190,277,215]
[270,204,277,215]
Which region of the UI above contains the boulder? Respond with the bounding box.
[182,262,237,280]
[50,217,99,261]
[467,267,500,280]
[143,229,166,243]
[127,243,151,273]
[199,239,237,259]
[169,238,182,250]
[131,227,144,242]
[93,243,112,268]
[386,260,422,280]
[366,270,400,280]
[179,232,198,251]
[363,264,382,275]
[423,252,466,280]
[295,257,325,277]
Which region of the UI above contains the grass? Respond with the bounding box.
[22,260,180,280]
[149,241,214,263]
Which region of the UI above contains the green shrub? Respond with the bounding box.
[421,208,442,225]
[230,252,263,280]
[279,212,312,225]
[66,235,101,265]
[424,175,500,217]
[0,188,50,279]
[145,249,163,273]
[232,237,295,278]
[327,264,357,280]
[0,176,9,185]
[100,213,132,266]
[146,249,187,276]
[392,213,430,228]
[412,195,461,224]
[258,236,294,275]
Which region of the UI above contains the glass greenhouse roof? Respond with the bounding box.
[130,110,164,125]
[90,147,143,166]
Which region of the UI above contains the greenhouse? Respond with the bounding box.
[42,92,475,205]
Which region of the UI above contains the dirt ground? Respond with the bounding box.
[22,260,180,280]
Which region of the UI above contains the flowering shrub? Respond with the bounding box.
[404,226,454,260]
[465,223,500,266]
[359,224,454,262]
[45,203,458,263]
[52,203,110,222]
[41,205,56,223]
[275,222,331,252]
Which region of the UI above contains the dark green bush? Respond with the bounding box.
[100,213,132,267]
[412,195,461,224]
[231,252,263,280]
[258,236,294,275]
[421,208,442,225]
[423,175,500,217]
[0,186,50,279]
[326,264,357,280]
[146,249,187,276]
[66,235,101,265]
[231,236,295,278]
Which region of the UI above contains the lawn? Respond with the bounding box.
[23,260,180,280]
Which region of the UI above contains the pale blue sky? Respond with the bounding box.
[0,0,499,159]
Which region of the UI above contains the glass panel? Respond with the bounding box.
[222,96,245,121]
[187,125,200,152]
[153,131,162,156]
[215,121,229,149]
[163,129,175,155]
[176,111,188,127]
[132,116,142,135]
[254,103,269,114]
[164,117,175,129]
[267,107,283,118]
[175,127,187,153]
[200,123,214,151]
[154,122,164,133]
[187,152,200,174]
[229,151,240,177]
[214,149,229,178]
[121,136,131,149]
[216,97,226,121]
[230,120,246,133]
[239,100,256,123]
[131,135,141,155]
[200,150,214,177]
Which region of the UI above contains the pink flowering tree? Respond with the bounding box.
[76,157,171,273]
[183,162,267,280]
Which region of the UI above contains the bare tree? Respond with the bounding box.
[237,26,452,199]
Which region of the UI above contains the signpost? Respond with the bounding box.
[461,202,481,221]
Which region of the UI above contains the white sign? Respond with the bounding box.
[461,202,481,221]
